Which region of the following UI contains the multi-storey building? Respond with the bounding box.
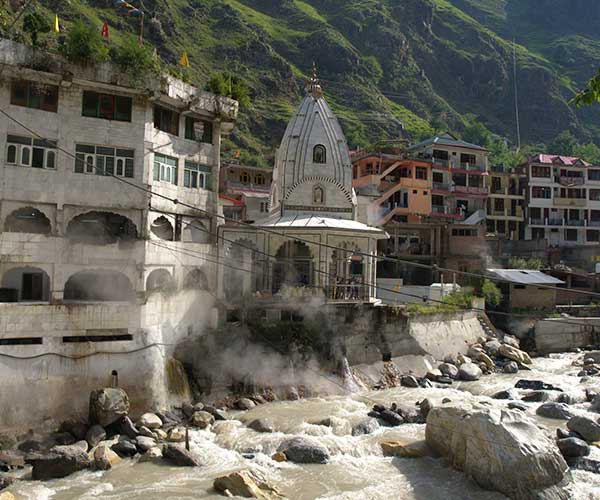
[0,40,237,430]
[219,161,272,223]
[485,165,526,240]
[406,132,489,224]
[523,154,600,246]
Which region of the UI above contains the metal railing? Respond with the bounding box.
[559,176,584,186]
[454,185,488,195]
[432,182,451,191]
[225,180,270,193]
[554,197,587,207]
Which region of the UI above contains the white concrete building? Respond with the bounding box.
[0,40,237,430]
[524,154,600,246]
[218,73,387,305]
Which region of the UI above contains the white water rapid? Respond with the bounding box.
[9,354,600,499]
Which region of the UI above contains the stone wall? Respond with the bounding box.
[535,317,600,353]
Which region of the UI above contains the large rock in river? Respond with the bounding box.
[214,470,286,499]
[458,363,482,381]
[28,445,92,480]
[89,388,130,427]
[277,437,330,464]
[426,405,571,500]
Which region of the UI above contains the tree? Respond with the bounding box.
[573,142,600,164]
[61,21,109,65]
[206,72,250,108]
[482,279,502,308]
[23,11,51,47]
[112,35,160,87]
[548,130,577,156]
[573,68,600,107]
[462,118,491,148]
[508,257,543,270]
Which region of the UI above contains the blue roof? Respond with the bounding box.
[407,132,488,152]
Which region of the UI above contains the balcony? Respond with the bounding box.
[554,197,587,207]
[460,162,486,172]
[589,220,600,227]
[432,158,450,169]
[548,218,563,226]
[454,185,489,196]
[529,218,545,225]
[432,182,451,192]
[431,205,464,220]
[559,176,584,186]
[224,180,270,194]
[566,219,586,227]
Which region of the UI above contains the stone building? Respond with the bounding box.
[218,74,387,305]
[219,161,272,223]
[0,40,237,430]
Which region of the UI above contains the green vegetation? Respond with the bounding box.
[405,291,474,315]
[508,257,544,270]
[206,72,251,108]
[481,279,502,308]
[61,20,109,65]
[111,34,161,86]
[22,11,50,47]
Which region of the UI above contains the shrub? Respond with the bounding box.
[508,257,543,270]
[61,20,109,64]
[23,11,51,47]
[206,72,250,107]
[482,279,502,308]
[112,35,160,87]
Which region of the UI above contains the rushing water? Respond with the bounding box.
[9,354,600,500]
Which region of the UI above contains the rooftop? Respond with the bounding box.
[254,214,388,238]
[486,269,565,285]
[407,132,488,153]
[530,154,590,167]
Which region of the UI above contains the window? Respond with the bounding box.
[11,80,58,112]
[75,144,134,177]
[260,201,269,213]
[81,91,131,122]
[565,229,578,241]
[6,134,57,169]
[460,153,476,165]
[153,154,178,184]
[254,173,266,185]
[22,272,44,301]
[184,117,213,143]
[416,167,427,180]
[588,230,600,242]
[183,161,211,189]
[532,186,551,199]
[313,186,324,204]
[313,144,326,164]
[590,190,600,201]
[451,229,476,237]
[589,170,600,181]
[531,166,551,178]
[432,172,444,183]
[494,198,504,212]
[153,106,179,135]
[532,228,545,239]
[491,177,501,192]
[240,171,251,184]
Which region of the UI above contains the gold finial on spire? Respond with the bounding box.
[305,62,323,100]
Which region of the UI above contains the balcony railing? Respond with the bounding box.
[432,158,450,168]
[589,220,600,227]
[548,218,563,226]
[559,176,584,186]
[454,185,489,195]
[433,182,451,191]
[566,219,586,227]
[460,162,486,172]
[225,181,270,193]
[530,218,544,225]
[554,197,587,207]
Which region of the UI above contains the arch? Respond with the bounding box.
[183,268,208,290]
[254,173,265,185]
[146,269,175,294]
[240,171,251,184]
[4,207,51,234]
[64,270,135,302]
[273,240,314,293]
[66,211,137,245]
[329,242,364,300]
[150,216,174,241]
[313,185,325,205]
[224,238,260,301]
[1,266,51,302]
[313,144,327,164]
[284,176,353,203]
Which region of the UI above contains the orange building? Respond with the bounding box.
[353,152,432,226]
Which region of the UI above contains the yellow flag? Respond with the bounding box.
[180,50,189,68]
[53,14,60,33]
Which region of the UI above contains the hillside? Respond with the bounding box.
[3,0,600,164]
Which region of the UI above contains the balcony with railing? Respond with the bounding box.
[460,162,487,172]
[224,180,270,194]
[432,158,450,169]
[559,176,585,186]
[432,182,451,192]
[548,218,563,226]
[431,205,464,220]
[566,219,586,227]
[454,185,489,196]
[554,197,587,207]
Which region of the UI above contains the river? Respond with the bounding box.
[9,353,600,499]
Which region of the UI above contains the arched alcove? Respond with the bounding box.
[146,268,175,294]
[64,270,135,302]
[183,268,208,290]
[1,266,51,302]
[4,207,51,234]
[66,211,137,245]
[150,216,174,241]
[273,240,314,293]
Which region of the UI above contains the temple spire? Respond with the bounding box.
[305,62,323,100]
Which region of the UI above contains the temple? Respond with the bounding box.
[218,70,387,304]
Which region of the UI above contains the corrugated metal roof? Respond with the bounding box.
[407,132,488,152]
[253,214,389,238]
[486,269,565,285]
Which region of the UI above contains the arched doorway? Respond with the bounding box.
[66,211,137,245]
[273,241,313,293]
[64,270,135,302]
[146,269,174,294]
[4,207,51,234]
[183,268,208,290]
[330,242,365,300]
[1,266,51,302]
[150,216,174,241]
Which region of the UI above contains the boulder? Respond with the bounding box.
[155,410,181,427]
[155,429,167,440]
[400,375,419,388]
[272,452,287,462]
[503,361,519,374]
[138,426,155,439]
[0,476,13,491]
[515,380,562,392]
[163,444,201,467]
[85,425,106,448]
[89,388,130,427]
[499,344,532,365]
[236,398,256,411]
[167,427,186,443]
[567,416,600,442]
[484,340,501,357]
[493,389,520,400]
[135,436,157,452]
[182,402,195,419]
[380,440,433,458]
[426,406,571,500]
[0,493,14,500]
[590,394,600,413]
[456,354,471,365]
[139,447,163,463]
[557,438,590,459]
[556,392,586,405]
[536,403,574,421]
[522,391,554,403]
[203,406,228,421]
[213,470,286,499]
[248,418,275,433]
[111,438,138,457]
[277,437,330,464]
[438,363,459,379]
[190,411,215,429]
[93,444,121,471]
[50,432,76,446]
[507,402,528,412]
[18,440,44,453]
[138,413,162,430]
[503,334,520,348]
[351,419,379,436]
[73,440,88,452]
[58,420,88,441]
[426,369,443,381]
[117,416,139,439]
[28,444,92,480]
[458,363,482,381]
[420,398,434,418]
[477,352,495,371]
